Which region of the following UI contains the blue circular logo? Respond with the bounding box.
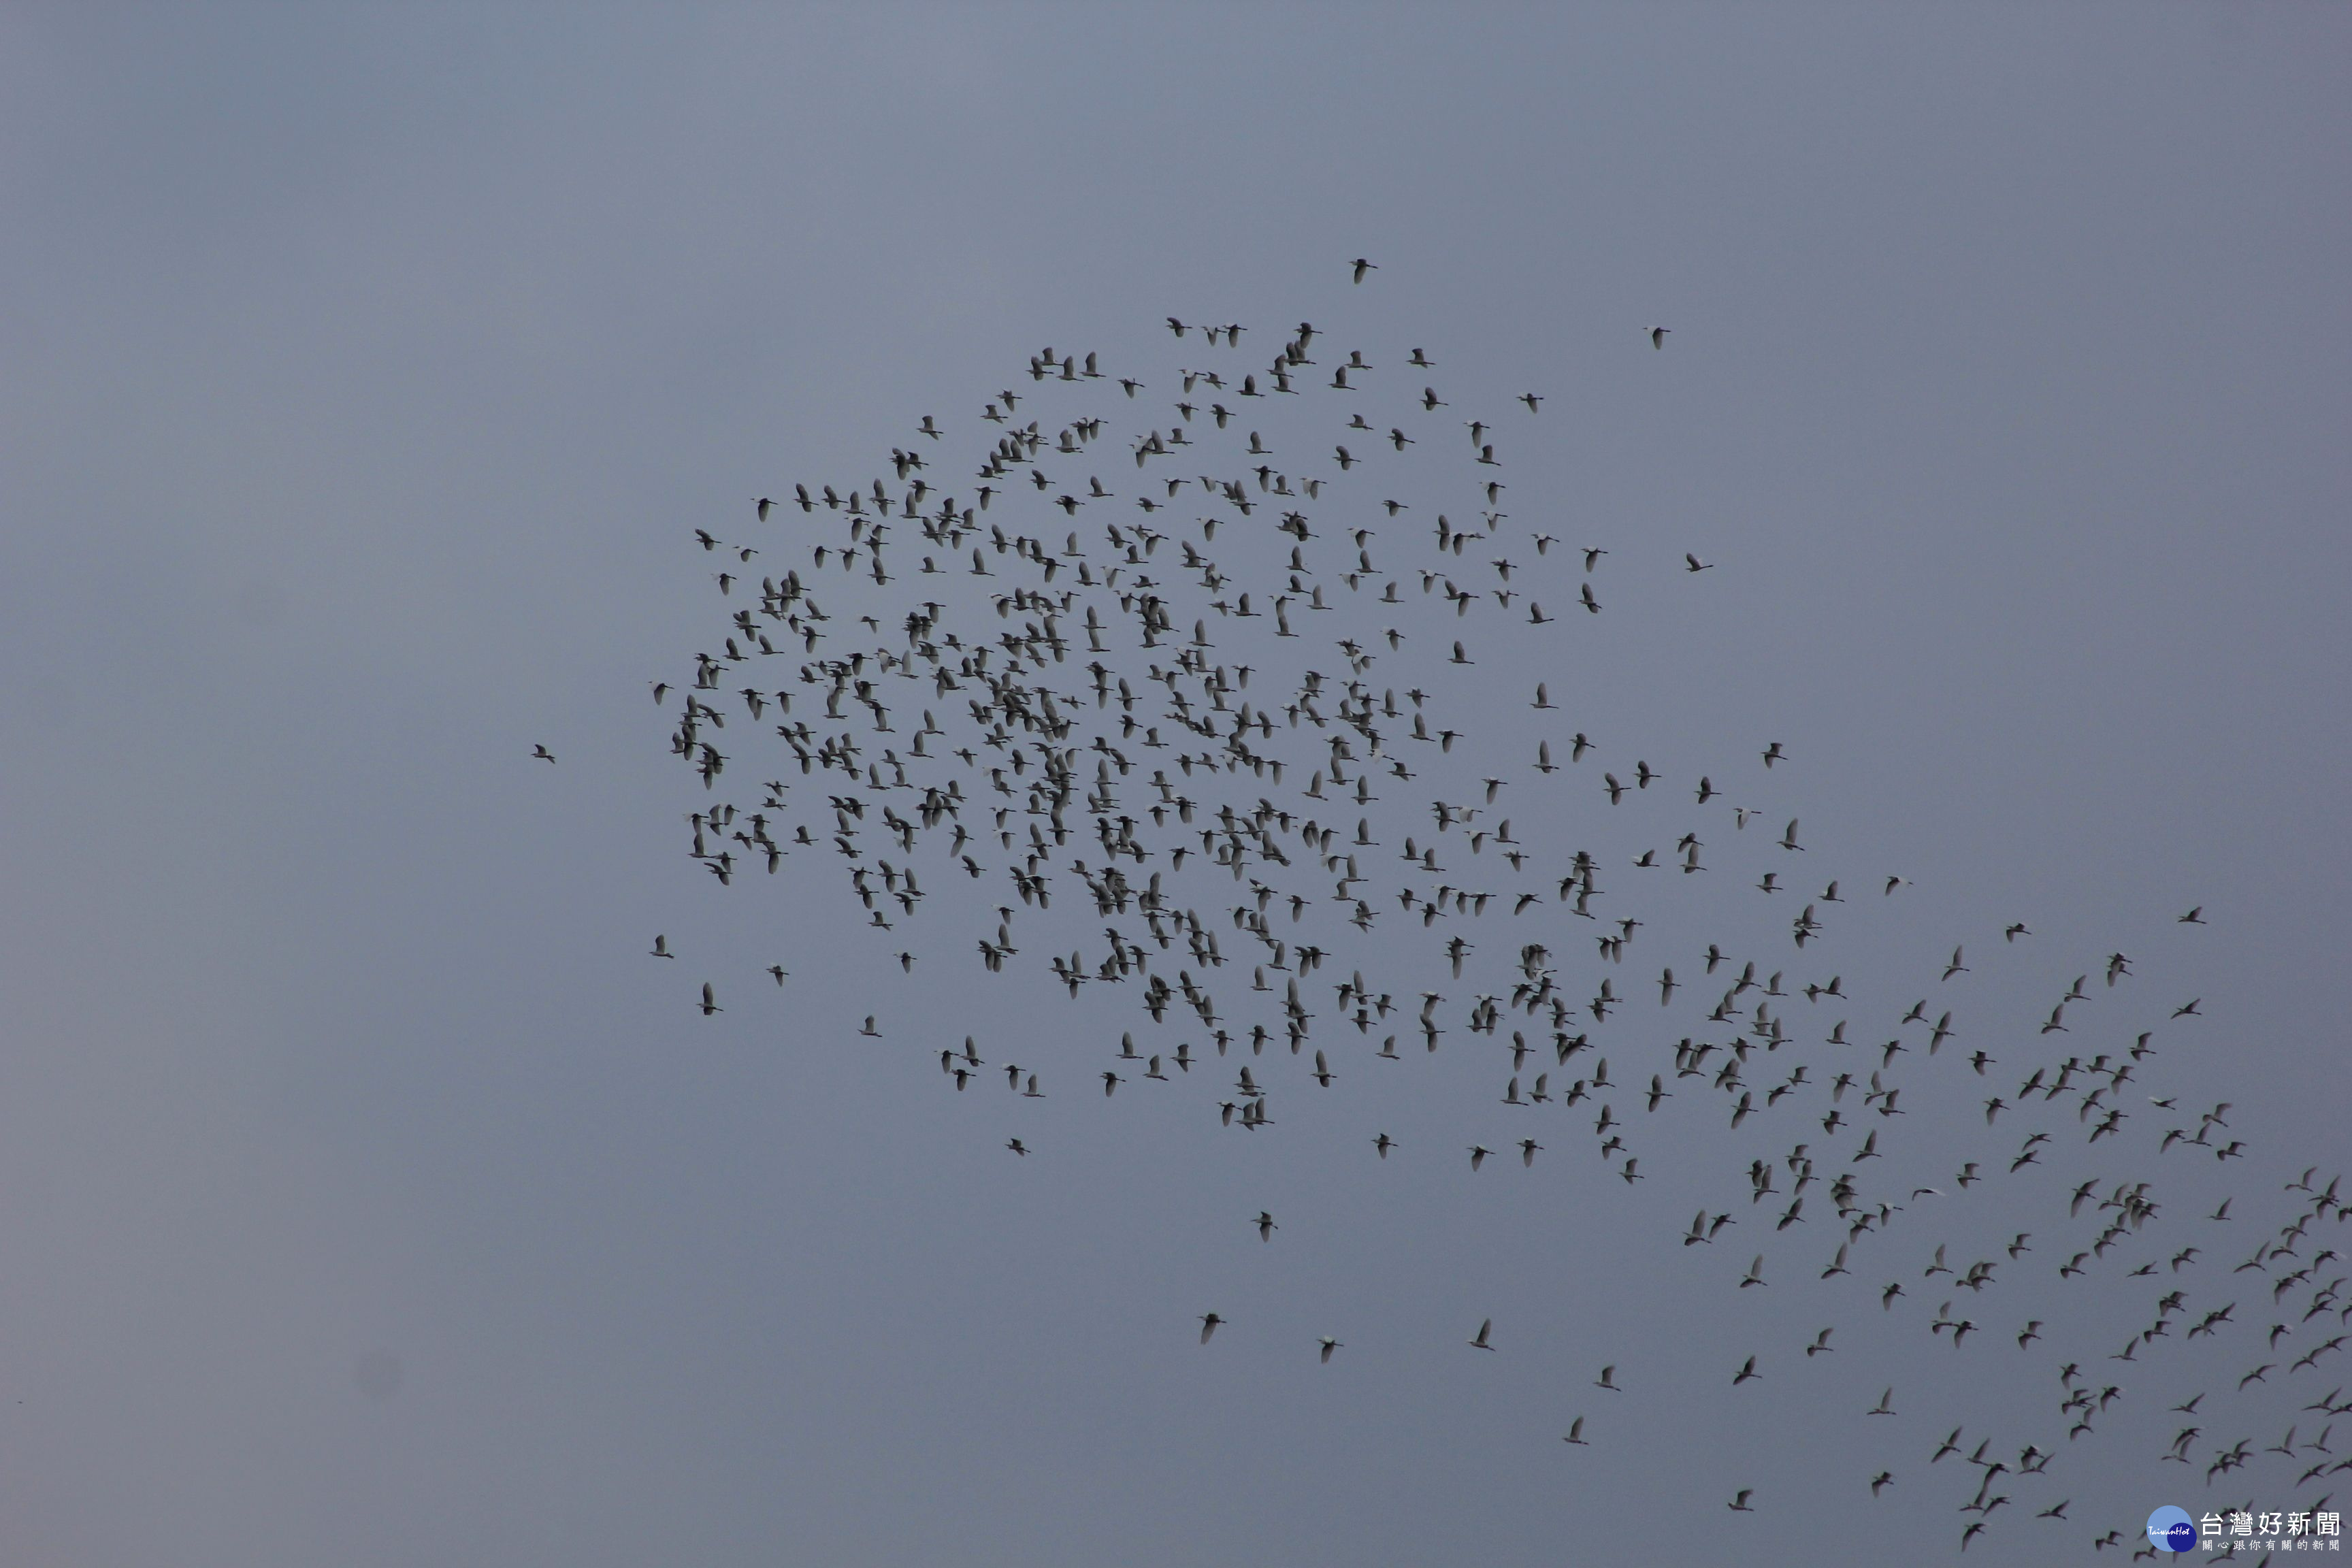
[2148,1506,2195,1553]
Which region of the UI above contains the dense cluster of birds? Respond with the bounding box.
[581,263,2345,1558]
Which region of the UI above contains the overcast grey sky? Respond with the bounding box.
[1,7,2347,1565]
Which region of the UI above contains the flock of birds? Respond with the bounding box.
[562,262,2344,1557]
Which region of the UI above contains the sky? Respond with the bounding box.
[1,7,2348,1565]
